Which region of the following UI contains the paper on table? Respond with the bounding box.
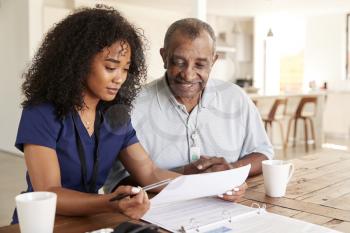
[143,197,256,233]
[143,198,341,233]
[150,164,251,205]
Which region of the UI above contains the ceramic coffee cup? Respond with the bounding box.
[15,192,57,233]
[262,160,294,197]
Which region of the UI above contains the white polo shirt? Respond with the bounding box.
[103,76,273,192]
[132,76,273,169]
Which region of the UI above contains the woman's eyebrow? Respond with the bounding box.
[105,58,131,65]
[105,58,120,63]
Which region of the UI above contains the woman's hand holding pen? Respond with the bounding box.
[108,179,171,218]
[109,185,150,220]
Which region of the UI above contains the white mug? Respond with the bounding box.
[15,192,57,233]
[262,160,294,197]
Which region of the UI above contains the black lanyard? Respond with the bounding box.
[72,110,102,193]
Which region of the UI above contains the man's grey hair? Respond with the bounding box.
[163,18,216,52]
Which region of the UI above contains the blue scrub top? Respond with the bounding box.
[12,103,138,224]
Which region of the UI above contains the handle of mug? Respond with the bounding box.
[287,163,295,182]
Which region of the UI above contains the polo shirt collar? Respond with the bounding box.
[156,74,217,111]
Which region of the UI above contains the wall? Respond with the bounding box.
[304,13,350,137]
[304,14,350,90]
[74,0,189,82]
[0,0,71,154]
[254,13,349,95]
[43,6,71,35]
[208,15,254,83]
[0,0,29,154]
[323,92,350,138]
[254,13,350,137]
[253,15,281,95]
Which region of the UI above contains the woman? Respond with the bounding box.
[12,5,178,224]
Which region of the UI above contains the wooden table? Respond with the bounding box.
[1,149,349,233]
[242,149,350,233]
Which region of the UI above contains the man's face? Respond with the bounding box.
[161,30,217,100]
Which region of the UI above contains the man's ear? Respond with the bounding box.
[160,48,167,69]
[212,53,219,67]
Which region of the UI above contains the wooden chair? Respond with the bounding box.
[261,98,287,149]
[285,96,317,152]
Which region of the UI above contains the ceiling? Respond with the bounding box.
[114,0,350,17]
[44,0,350,17]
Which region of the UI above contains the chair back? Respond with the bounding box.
[295,96,317,117]
[267,98,287,120]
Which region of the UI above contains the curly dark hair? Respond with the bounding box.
[21,5,147,118]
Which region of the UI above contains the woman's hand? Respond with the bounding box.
[110,185,150,219]
[217,182,248,202]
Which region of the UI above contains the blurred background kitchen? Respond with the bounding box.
[1,0,350,226]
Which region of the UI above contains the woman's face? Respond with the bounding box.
[85,40,131,102]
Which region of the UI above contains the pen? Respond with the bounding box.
[109,178,172,202]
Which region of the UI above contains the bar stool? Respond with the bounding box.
[261,98,287,149]
[285,96,317,152]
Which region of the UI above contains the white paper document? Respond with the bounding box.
[226,208,342,233]
[143,164,341,233]
[143,197,256,232]
[143,197,341,233]
[150,164,251,205]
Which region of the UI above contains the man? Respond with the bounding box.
[105,18,273,195]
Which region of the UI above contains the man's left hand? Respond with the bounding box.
[217,182,248,202]
[197,155,233,173]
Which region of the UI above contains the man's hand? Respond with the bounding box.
[182,153,268,176]
[183,155,233,174]
[217,182,248,202]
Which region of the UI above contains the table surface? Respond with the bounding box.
[243,149,350,233]
[1,149,349,233]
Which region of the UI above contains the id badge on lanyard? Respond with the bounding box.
[190,131,200,162]
[190,146,200,162]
